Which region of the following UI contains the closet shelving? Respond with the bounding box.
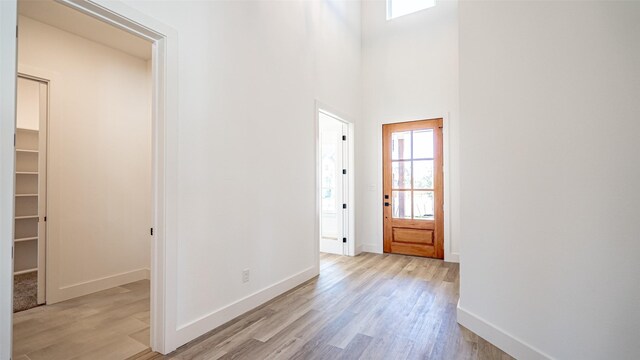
[14,128,40,277]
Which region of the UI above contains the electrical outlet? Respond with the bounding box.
[242,269,250,283]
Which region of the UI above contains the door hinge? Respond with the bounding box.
[342,169,346,175]
[44,216,46,221]
[342,237,347,243]
[342,203,347,209]
[342,135,346,141]
[150,228,154,236]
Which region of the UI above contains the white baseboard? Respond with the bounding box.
[445,251,459,263]
[51,268,150,303]
[457,303,552,360]
[355,244,363,255]
[175,266,318,346]
[360,243,383,254]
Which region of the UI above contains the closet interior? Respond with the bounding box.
[13,76,47,312]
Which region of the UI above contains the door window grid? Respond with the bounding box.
[391,129,435,220]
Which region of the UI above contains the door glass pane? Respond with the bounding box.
[414,191,434,220]
[413,129,434,159]
[392,161,411,189]
[392,191,411,219]
[392,131,411,160]
[413,160,434,189]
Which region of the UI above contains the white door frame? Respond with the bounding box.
[315,101,356,266]
[319,113,346,255]
[0,0,180,356]
[15,72,49,306]
[0,2,19,359]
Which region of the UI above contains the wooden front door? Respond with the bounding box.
[383,119,444,258]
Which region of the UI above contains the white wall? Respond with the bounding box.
[16,77,39,131]
[359,0,459,260]
[458,1,640,359]
[119,0,362,346]
[18,16,152,302]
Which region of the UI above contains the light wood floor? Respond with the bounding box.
[14,254,512,359]
[13,279,150,360]
[145,252,512,360]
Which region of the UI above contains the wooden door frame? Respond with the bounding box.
[0,0,181,356]
[382,118,444,258]
[315,101,356,269]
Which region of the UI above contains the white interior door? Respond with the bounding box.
[319,112,347,255]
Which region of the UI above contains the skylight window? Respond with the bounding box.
[387,0,436,20]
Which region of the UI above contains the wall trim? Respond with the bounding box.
[457,303,553,360]
[441,112,459,263]
[52,268,150,303]
[355,244,363,255]
[0,2,18,359]
[445,252,459,263]
[175,266,318,346]
[315,100,356,258]
[360,243,383,254]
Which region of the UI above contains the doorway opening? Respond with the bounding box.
[12,1,154,358]
[2,0,174,356]
[319,112,347,255]
[382,119,444,259]
[13,75,47,312]
[317,108,354,260]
